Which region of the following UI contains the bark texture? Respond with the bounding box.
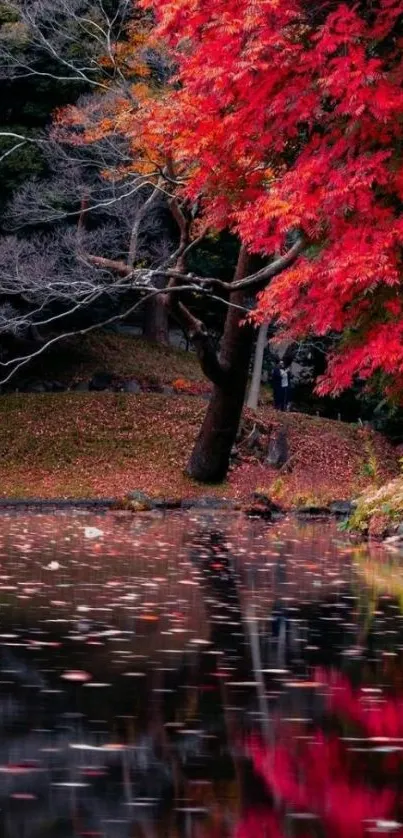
[142,296,170,345]
[187,247,253,482]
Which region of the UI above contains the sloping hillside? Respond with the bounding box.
[0,393,398,501]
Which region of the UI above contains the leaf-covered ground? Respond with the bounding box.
[0,393,398,502]
[233,407,398,507]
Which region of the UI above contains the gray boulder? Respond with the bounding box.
[89,372,114,391]
[72,381,90,392]
[123,380,142,394]
[329,501,355,516]
[245,426,262,452]
[245,492,283,518]
[126,490,155,511]
[29,381,47,393]
[266,428,288,469]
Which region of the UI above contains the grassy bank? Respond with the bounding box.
[0,392,398,502]
[347,476,403,537]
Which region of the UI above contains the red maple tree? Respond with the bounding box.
[137,0,402,396]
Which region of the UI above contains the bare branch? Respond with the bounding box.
[0,140,27,165]
[0,131,43,143]
[0,131,47,166]
[0,0,134,89]
[127,180,163,268]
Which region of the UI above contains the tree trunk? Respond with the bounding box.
[142,296,170,345]
[186,348,253,482]
[187,247,254,483]
[246,322,269,410]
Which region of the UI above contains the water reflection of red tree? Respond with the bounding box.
[238,671,403,838]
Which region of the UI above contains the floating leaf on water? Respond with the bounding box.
[60,670,92,683]
[261,669,289,674]
[84,527,104,539]
[283,681,325,688]
[52,782,90,788]
[0,765,43,775]
[137,614,159,621]
[123,672,146,677]
[374,821,402,831]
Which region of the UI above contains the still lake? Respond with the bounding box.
[0,509,402,837]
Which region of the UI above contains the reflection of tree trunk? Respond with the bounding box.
[142,296,170,345]
[187,248,254,483]
[186,527,250,675]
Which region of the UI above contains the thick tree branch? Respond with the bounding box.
[176,303,228,387]
[78,234,304,298]
[220,244,251,376]
[228,235,305,293]
[146,235,305,292]
[166,197,190,275]
[81,254,132,275]
[158,187,228,386]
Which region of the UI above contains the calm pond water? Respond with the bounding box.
[0,509,402,838]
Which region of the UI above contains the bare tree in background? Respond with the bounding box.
[4,131,177,343]
[0,0,176,344]
[0,0,135,86]
[246,323,270,411]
